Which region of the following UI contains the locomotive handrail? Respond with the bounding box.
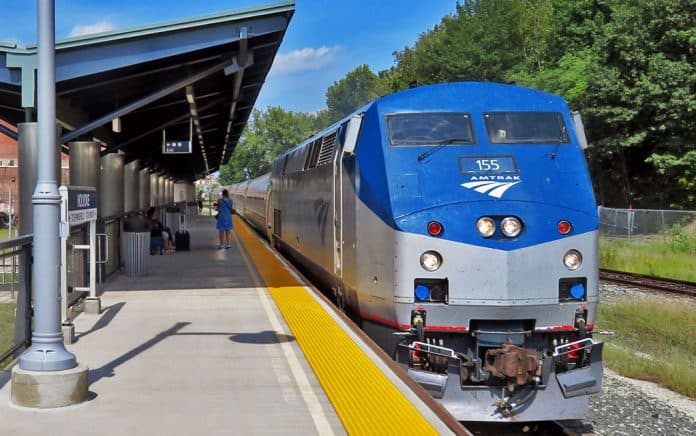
[406,341,457,358]
[552,338,599,358]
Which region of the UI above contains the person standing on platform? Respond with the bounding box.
[216,189,233,249]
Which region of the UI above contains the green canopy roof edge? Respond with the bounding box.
[11,0,294,52]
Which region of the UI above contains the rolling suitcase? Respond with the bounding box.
[174,213,190,251]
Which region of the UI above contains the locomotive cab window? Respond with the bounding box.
[484,112,569,144]
[386,113,475,146]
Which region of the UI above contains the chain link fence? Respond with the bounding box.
[598,206,696,281]
[599,207,696,241]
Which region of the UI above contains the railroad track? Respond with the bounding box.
[600,269,696,297]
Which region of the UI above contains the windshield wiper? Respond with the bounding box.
[550,125,567,160]
[417,138,471,162]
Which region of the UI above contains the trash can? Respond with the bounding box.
[122,216,150,277]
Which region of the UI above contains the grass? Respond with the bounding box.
[596,297,696,398]
[0,228,12,241]
[0,302,17,369]
[599,233,696,282]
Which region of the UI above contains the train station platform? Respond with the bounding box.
[0,215,464,435]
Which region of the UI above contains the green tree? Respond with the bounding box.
[219,107,329,184]
[326,65,388,119]
[648,151,696,208]
[381,48,418,93]
[382,0,695,208]
[551,0,696,208]
[387,0,554,86]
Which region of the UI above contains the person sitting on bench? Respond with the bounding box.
[147,207,174,254]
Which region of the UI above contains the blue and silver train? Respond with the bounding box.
[227,82,603,422]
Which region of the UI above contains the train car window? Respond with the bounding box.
[386,113,474,146]
[484,112,569,144]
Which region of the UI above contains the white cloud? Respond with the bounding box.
[269,46,341,76]
[68,20,116,37]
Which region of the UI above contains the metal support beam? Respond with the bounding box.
[223,52,253,77]
[104,97,224,154]
[56,96,115,150]
[0,123,18,140]
[238,27,248,68]
[130,91,221,114]
[186,85,210,174]
[60,58,236,144]
[5,52,37,108]
[57,53,226,97]
[19,0,76,372]
[221,28,250,165]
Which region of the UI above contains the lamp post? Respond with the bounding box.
[18,0,76,372]
[11,0,87,409]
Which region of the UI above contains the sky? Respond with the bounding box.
[1,0,458,113]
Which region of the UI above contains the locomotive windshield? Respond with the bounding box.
[484,112,569,144]
[387,113,474,146]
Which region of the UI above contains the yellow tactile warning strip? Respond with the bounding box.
[233,216,438,435]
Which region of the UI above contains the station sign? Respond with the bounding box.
[163,140,192,154]
[65,187,97,225]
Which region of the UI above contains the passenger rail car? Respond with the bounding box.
[228,82,603,422]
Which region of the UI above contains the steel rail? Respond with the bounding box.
[600,269,696,297]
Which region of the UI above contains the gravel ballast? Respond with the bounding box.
[586,369,695,435]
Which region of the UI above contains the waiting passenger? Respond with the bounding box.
[216,189,233,249]
[146,207,174,254]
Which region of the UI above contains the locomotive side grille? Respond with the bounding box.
[304,138,323,169]
[316,131,337,166]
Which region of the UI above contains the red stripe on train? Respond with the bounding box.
[535,323,594,332]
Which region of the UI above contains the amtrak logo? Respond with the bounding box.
[461,176,521,199]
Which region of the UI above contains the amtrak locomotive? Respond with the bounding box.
[228,82,603,422]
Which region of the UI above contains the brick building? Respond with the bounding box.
[0,120,19,219]
[0,120,70,224]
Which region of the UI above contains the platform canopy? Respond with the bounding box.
[0,1,294,181]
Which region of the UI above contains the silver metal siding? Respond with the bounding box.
[277,165,335,274]
[243,173,270,233]
[392,227,599,329]
[354,197,397,323]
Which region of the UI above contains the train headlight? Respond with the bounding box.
[500,217,522,237]
[563,250,583,270]
[420,251,442,272]
[476,217,496,238]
